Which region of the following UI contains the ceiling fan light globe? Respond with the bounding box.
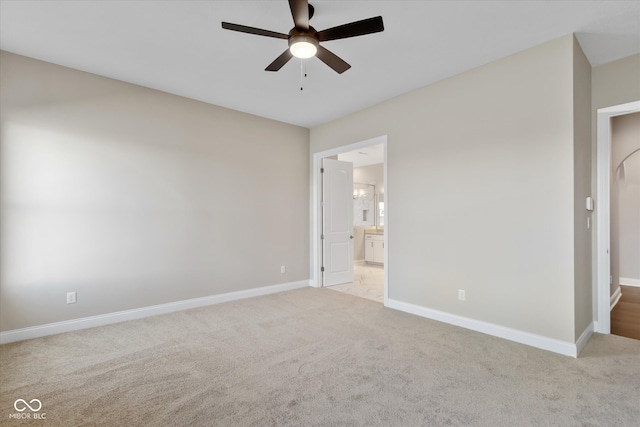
[290,41,317,58]
[289,36,318,58]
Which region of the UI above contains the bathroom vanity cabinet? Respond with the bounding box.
[365,233,384,265]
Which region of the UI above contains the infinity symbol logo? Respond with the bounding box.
[14,399,42,412]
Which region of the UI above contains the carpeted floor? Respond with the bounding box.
[1,287,639,426]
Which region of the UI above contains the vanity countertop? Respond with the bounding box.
[365,229,384,235]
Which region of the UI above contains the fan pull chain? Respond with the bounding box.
[300,61,307,91]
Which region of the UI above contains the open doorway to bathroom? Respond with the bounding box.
[312,135,388,304]
[325,143,385,303]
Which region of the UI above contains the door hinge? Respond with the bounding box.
[321,168,324,173]
[321,266,325,272]
[321,234,324,240]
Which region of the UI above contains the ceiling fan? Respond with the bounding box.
[221,0,384,74]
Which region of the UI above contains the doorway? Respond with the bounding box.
[311,135,388,305]
[609,115,640,340]
[595,101,640,334]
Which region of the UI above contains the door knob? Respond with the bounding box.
[350,235,354,239]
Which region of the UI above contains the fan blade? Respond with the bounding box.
[317,16,384,42]
[289,0,309,30]
[266,49,294,72]
[222,22,289,39]
[316,45,351,74]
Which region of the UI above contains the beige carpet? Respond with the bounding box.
[1,287,639,426]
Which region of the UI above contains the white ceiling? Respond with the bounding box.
[1,1,639,128]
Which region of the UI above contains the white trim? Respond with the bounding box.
[382,141,389,306]
[610,286,622,310]
[619,277,640,287]
[0,280,310,344]
[609,286,622,311]
[575,322,594,356]
[595,100,640,334]
[387,299,581,358]
[311,135,388,305]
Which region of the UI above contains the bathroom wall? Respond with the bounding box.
[353,163,384,261]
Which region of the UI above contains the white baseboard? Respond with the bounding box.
[575,322,594,356]
[386,299,581,358]
[610,286,622,310]
[0,280,311,345]
[620,277,640,287]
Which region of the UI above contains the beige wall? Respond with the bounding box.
[353,163,384,194]
[612,113,640,169]
[592,55,640,112]
[0,51,310,331]
[572,37,593,339]
[311,35,580,343]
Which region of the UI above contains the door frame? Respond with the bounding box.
[310,135,389,304]
[594,100,640,334]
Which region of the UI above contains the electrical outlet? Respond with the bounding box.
[67,292,77,304]
[458,290,465,301]
[280,265,286,274]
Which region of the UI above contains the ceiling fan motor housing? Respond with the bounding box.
[288,29,319,58]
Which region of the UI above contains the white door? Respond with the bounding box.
[322,158,354,286]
